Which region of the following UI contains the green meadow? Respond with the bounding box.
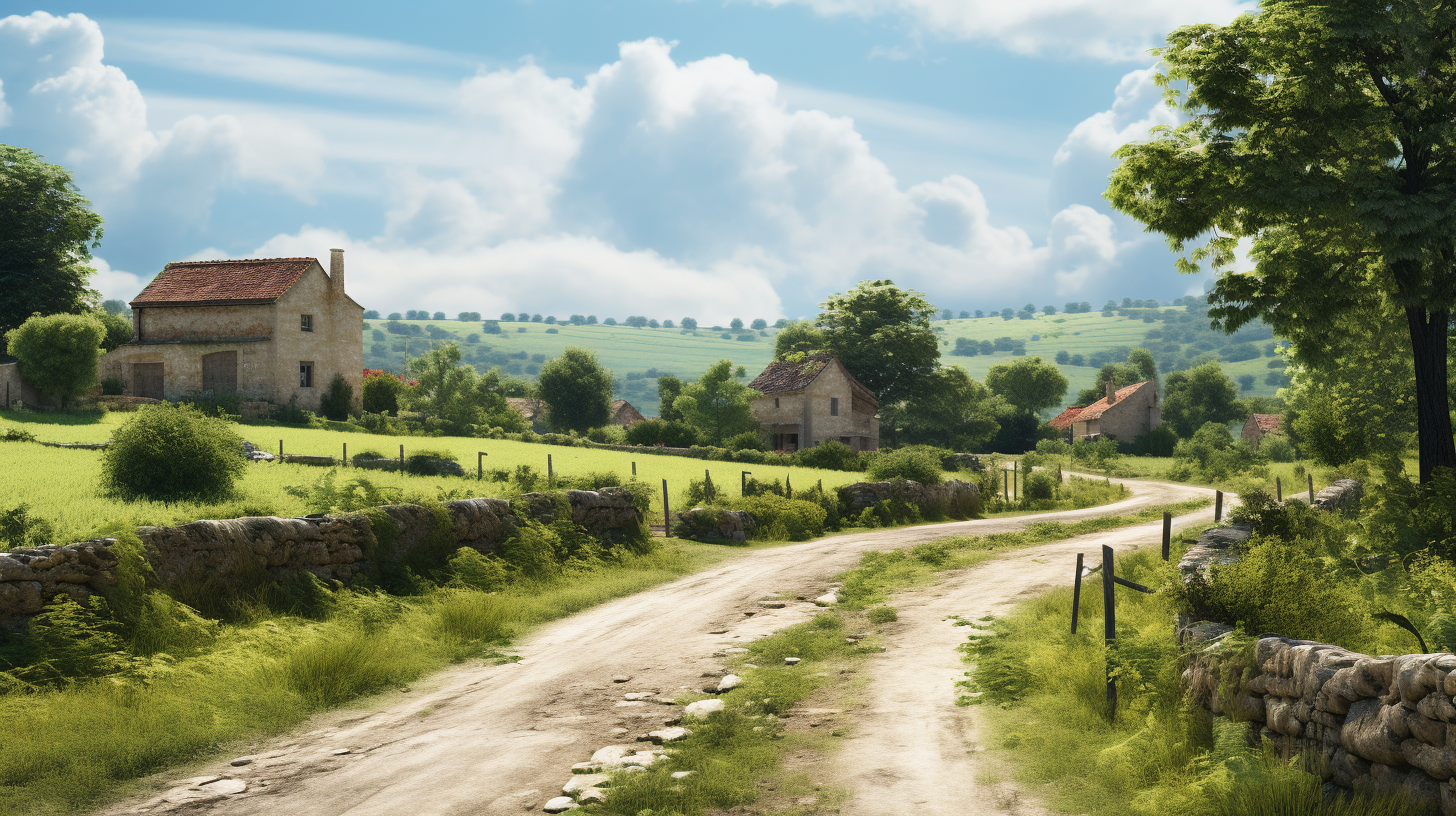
[0,410,861,541]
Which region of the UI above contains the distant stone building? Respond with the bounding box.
[506,397,549,433]
[99,251,364,409]
[748,353,879,452]
[1049,380,1160,442]
[1242,413,1284,449]
[610,399,646,428]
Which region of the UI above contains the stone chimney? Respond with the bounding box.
[330,248,345,295]
[1106,381,1117,404]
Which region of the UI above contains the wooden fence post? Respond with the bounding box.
[1276,476,1282,502]
[632,461,637,477]
[662,479,671,538]
[1013,461,1018,499]
[1102,544,1117,719]
[1309,473,1315,503]
[1071,553,1084,634]
[1003,470,1009,500]
[478,452,485,480]
[343,442,347,467]
[1058,464,1063,483]
[399,444,404,471]
[1215,490,1223,522]
[548,454,554,487]
[279,439,284,461]
[1162,512,1172,561]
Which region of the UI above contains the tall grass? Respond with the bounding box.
[963,542,1422,816]
[0,543,712,816]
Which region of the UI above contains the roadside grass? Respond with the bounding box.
[961,537,1422,816]
[592,498,1211,815]
[0,542,726,816]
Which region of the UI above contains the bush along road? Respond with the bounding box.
[98,476,1213,816]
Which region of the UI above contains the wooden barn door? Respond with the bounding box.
[201,351,238,394]
[133,363,164,399]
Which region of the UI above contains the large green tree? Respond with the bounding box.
[817,279,939,406]
[773,322,827,359]
[0,146,104,346]
[674,359,760,445]
[1106,0,1456,481]
[5,313,105,408]
[985,356,1068,416]
[1161,362,1243,438]
[881,367,1001,451]
[537,347,613,434]
[405,344,527,433]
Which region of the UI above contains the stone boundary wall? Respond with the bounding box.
[1174,479,1456,812]
[0,488,643,631]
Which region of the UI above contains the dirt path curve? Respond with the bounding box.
[104,477,1210,816]
[827,498,1220,816]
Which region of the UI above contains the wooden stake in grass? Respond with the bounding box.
[399,444,404,472]
[279,439,284,461]
[1215,490,1223,522]
[1309,473,1315,502]
[662,479,671,537]
[343,442,347,467]
[1276,476,1282,502]
[478,451,485,480]
[548,454,554,487]
[1071,552,1084,634]
[1102,544,1116,717]
[632,461,636,477]
[1161,512,1172,561]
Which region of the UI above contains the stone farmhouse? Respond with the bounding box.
[747,352,879,452]
[610,400,646,428]
[505,398,645,433]
[1049,380,1161,442]
[1242,413,1284,449]
[99,250,364,410]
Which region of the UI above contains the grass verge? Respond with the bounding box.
[960,533,1422,816]
[0,543,726,816]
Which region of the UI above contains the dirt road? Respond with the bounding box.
[828,501,1219,816]
[104,477,1211,816]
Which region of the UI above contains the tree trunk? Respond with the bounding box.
[1407,306,1455,483]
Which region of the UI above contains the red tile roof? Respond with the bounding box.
[1070,381,1154,421]
[1049,406,1084,429]
[131,258,318,306]
[1251,413,1283,433]
[611,400,646,426]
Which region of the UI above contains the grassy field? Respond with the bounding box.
[362,305,1287,415]
[0,410,863,541]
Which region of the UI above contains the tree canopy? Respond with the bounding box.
[1106,0,1456,480]
[0,146,104,346]
[674,359,760,445]
[817,279,939,406]
[537,347,614,434]
[773,322,827,359]
[985,356,1068,416]
[5,313,105,408]
[405,344,527,434]
[1161,362,1243,439]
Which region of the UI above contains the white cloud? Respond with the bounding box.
[88,256,146,303]
[2,14,1176,321]
[754,0,1255,61]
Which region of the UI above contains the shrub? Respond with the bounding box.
[320,373,354,421]
[100,377,124,396]
[1022,471,1058,501]
[867,605,898,624]
[794,440,863,472]
[0,503,54,548]
[624,417,700,448]
[1259,434,1296,462]
[3,313,106,408]
[1070,437,1121,471]
[1130,424,1179,457]
[730,494,828,541]
[101,405,245,501]
[447,547,510,592]
[866,448,943,484]
[361,370,405,415]
[725,430,768,451]
[177,391,241,419]
[271,395,313,425]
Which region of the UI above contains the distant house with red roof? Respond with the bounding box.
[1048,380,1160,442]
[100,250,364,408]
[747,352,878,452]
[1241,413,1284,449]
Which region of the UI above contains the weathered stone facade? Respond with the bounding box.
[98,251,364,412]
[0,361,63,409]
[0,489,644,630]
[1050,380,1161,442]
[748,354,879,452]
[837,479,981,518]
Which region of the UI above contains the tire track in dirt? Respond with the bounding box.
[100,478,1208,816]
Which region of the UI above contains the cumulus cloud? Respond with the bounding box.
[1,13,1178,319]
[755,0,1255,61]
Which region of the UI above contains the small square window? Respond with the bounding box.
[830,397,839,416]
[300,362,314,388]
[300,314,313,332]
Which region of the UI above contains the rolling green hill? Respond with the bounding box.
[362,305,1288,416]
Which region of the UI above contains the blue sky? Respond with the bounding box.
[0,1,1254,322]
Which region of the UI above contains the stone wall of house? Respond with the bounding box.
[0,362,57,409]
[100,339,276,402]
[0,488,642,631]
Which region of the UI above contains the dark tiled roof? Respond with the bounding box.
[1049,406,1084,429]
[1251,413,1283,433]
[506,397,546,421]
[748,353,834,394]
[611,400,646,426]
[1074,381,1153,421]
[131,258,318,306]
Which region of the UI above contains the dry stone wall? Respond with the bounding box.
[0,488,642,631]
[837,479,980,516]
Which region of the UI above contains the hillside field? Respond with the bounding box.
[363,306,1288,416]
